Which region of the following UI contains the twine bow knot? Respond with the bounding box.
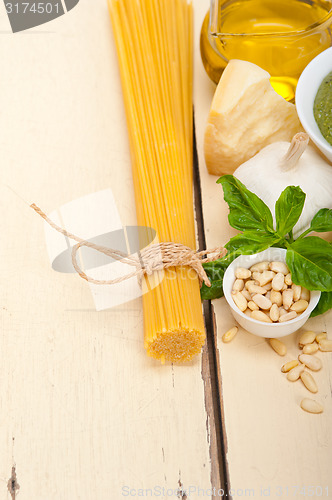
[31,204,226,287]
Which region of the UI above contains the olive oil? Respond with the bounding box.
[201,0,332,100]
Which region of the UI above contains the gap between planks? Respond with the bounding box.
[193,125,231,496]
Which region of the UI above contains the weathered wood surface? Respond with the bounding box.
[0,2,213,498]
[194,1,332,498]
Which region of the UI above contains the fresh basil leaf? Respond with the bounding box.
[310,291,332,317]
[226,231,281,257]
[218,175,274,233]
[275,186,305,236]
[201,260,228,300]
[286,237,332,291]
[308,208,332,233]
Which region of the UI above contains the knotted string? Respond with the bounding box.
[31,204,226,287]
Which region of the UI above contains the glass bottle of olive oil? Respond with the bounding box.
[201,0,332,101]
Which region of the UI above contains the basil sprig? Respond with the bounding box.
[201,175,332,317]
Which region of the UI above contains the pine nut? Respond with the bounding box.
[235,267,251,279]
[300,398,323,414]
[269,338,287,356]
[241,288,252,301]
[272,272,284,291]
[263,282,272,291]
[318,339,332,352]
[250,261,269,272]
[269,261,289,275]
[248,300,259,311]
[251,310,272,322]
[281,283,288,291]
[270,290,282,307]
[232,291,247,312]
[222,326,238,343]
[287,363,305,381]
[256,270,275,287]
[299,331,316,347]
[298,354,322,371]
[233,279,244,292]
[316,332,327,343]
[252,294,272,310]
[281,359,298,373]
[300,371,318,393]
[245,280,257,290]
[300,287,310,301]
[282,289,293,310]
[252,271,261,282]
[292,284,302,302]
[285,273,292,286]
[290,300,309,314]
[303,343,319,354]
[279,307,287,316]
[246,283,268,295]
[270,303,280,322]
[279,311,297,322]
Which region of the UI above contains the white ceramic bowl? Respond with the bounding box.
[223,248,321,338]
[296,47,332,163]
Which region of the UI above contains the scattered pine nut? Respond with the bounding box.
[303,343,319,354]
[300,398,323,414]
[222,326,238,343]
[300,371,318,393]
[281,359,298,373]
[316,332,327,343]
[298,354,322,371]
[299,331,316,347]
[318,339,332,352]
[287,363,305,381]
[269,338,287,356]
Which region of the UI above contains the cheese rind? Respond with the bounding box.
[204,60,302,175]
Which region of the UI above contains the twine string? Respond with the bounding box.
[31,204,226,287]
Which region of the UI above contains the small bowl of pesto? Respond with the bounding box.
[296,47,332,163]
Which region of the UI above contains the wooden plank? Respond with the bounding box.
[0,2,212,498]
[193,1,332,497]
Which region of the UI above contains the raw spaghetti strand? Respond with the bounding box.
[108,0,205,363]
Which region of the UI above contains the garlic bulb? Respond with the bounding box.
[234,133,332,237]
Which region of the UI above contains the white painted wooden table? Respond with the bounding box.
[1,1,331,499]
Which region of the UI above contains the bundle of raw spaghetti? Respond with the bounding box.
[108,0,205,363]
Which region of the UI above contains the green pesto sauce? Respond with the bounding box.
[314,71,332,146]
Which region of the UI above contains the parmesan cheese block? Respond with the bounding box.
[204,59,302,175]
